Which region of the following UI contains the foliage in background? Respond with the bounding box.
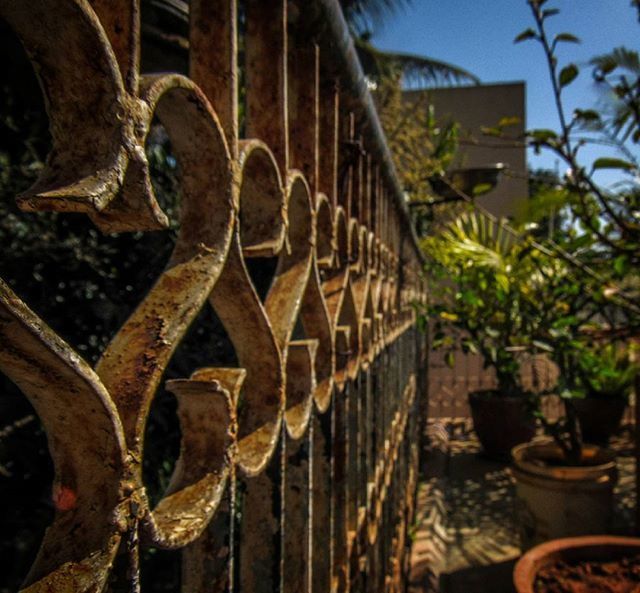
[518,0,640,323]
[573,342,639,400]
[356,34,480,87]
[421,210,552,398]
[339,0,412,35]
[374,70,459,199]
[516,168,569,237]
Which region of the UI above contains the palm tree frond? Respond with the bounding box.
[590,47,640,76]
[382,49,480,86]
[340,0,413,34]
[355,38,479,87]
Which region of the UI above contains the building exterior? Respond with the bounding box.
[406,81,527,218]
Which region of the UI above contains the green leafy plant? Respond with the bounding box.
[421,210,548,398]
[573,341,639,400]
[512,0,640,463]
[534,341,638,463]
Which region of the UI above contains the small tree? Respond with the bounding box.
[512,0,640,462]
[516,0,640,273]
[374,70,459,200]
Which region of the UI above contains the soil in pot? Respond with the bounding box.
[469,390,536,459]
[514,536,640,593]
[535,554,640,593]
[572,397,627,445]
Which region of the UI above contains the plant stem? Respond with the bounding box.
[529,1,637,241]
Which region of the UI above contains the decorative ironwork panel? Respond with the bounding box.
[0,0,427,591]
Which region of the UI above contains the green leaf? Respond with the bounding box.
[573,109,600,122]
[573,109,602,132]
[567,233,593,250]
[613,255,629,276]
[592,157,636,171]
[542,8,560,18]
[460,290,482,306]
[462,339,479,355]
[496,273,510,293]
[532,340,554,353]
[555,32,579,44]
[528,129,558,142]
[514,28,537,43]
[445,351,455,368]
[472,182,493,196]
[481,126,502,137]
[560,388,584,400]
[498,116,521,128]
[553,315,579,328]
[558,63,579,87]
[489,347,497,363]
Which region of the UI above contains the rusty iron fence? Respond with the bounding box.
[0,1,428,592]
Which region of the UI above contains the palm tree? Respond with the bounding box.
[340,0,480,86]
[591,46,640,145]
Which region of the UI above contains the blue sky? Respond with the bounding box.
[372,0,639,184]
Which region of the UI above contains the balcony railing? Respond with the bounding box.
[0,1,427,592]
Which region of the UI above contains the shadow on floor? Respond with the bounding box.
[440,558,517,593]
[410,421,636,593]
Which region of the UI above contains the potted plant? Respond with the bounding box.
[511,339,638,548]
[570,341,638,445]
[510,265,623,548]
[507,255,636,546]
[511,437,619,550]
[422,210,543,459]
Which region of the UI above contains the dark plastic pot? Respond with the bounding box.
[513,535,640,593]
[572,397,627,445]
[468,390,536,459]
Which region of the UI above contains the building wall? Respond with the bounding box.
[405,82,527,219]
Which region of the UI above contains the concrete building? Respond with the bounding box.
[405,81,527,218]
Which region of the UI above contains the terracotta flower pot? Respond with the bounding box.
[572,397,627,445]
[511,441,618,550]
[468,390,536,459]
[513,535,640,593]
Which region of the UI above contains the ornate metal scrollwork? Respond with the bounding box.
[0,0,426,591]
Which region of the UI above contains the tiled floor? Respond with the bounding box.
[408,420,637,593]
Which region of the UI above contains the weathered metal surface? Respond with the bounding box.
[0,0,427,591]
[283,431,312,593]
[311,410,333,593]
[0,279,128,591]
[189,0,238,156]
[245,0,289,176]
